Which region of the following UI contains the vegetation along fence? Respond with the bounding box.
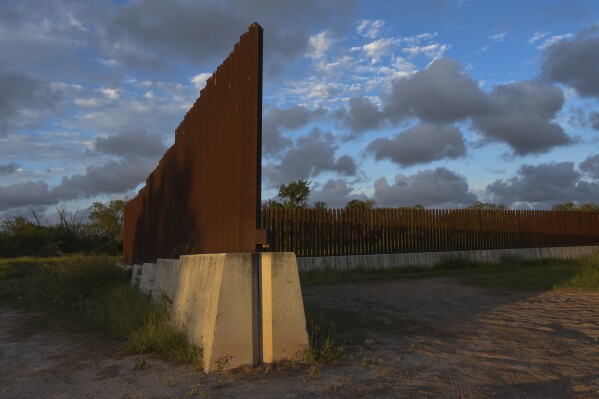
[260,208,599,257]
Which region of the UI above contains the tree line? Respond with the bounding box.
[263,179,599,212]
[1,179,597,258]
[0,200,125,258]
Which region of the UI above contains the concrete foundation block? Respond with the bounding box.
[150,259,181,303]
[138,262,156,292]
[131,264,142,286]
[172,253,259,372]
[261,252,309,363]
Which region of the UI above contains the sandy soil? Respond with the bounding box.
[1,277,598,398]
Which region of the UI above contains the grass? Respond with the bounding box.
[0,255,203,368]
[300,255,599,292]
[295,306,348,376]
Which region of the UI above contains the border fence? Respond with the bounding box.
[260,208,599,257]
[123,24,264,265]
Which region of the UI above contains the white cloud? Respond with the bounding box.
[402,32,439,44]
[537,34,574,50]
[489,33,507,42]
[100,88,119,100]
[190,72,212,89]
[403,43,450,60]
[528,32,549,44]
[356,19,385,39]
[308,31,333,59]
[528,31,574,50]
[362,38,401,63]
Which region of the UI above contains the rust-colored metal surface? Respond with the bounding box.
[123,23,264,264]
[261,208,599,256]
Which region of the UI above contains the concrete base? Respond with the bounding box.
[177,253,260,372]
[261,252,309,363]
[296,245,599,272]
[130,264,142,285]
[136,252,308,372]
[138,262,156,289]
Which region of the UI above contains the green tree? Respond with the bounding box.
[345,199,376,209]
[88,199,126,242]
[467,201,508,210]
[579,203,599,211]
[552,202,599,211]
[0,216,48,257]
[263,199,283,209]
[313,201,327,210]
[278,179,311,208]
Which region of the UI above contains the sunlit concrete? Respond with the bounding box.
[261,252,309,363]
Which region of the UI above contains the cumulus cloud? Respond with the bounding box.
[580,154,599,180]
[374,167,477,208]
[0,181,54,210]
[310,178,370,208]
[0,64,61,135]
[0,162,19,176]
[263,128,356,186]
[486,162,599,207]
[471,80,571,155]
[339,96,384,135]
[262,105,326,156]
[384,58,489,123]
[94,128,166,159]
[377,58,572,156]
[0,157,157,212]
[366,124,466,167]
[53,158,157,200]
[0,128,165,211]
[541,24,599,97]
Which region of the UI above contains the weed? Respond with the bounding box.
[300,311,345,367]
[187,385,198,397]
[215,356,232,371]
[125,306,203,368]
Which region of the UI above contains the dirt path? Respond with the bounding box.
[2,278,598,398]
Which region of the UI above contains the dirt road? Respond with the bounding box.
[1,277,598,398]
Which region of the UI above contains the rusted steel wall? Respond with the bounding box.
[123,23,264,264]
[261,208,599,256]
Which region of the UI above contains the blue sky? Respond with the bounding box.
[1,0,599,221]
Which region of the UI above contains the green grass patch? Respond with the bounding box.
[300,255,599,292]
[0,255,202,368]
[555,257,599,291]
